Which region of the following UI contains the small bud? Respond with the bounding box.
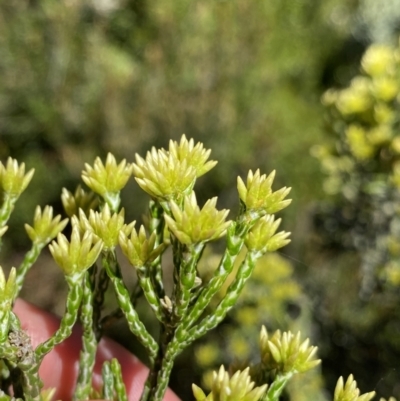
[76,205,133,250]
[25,206,68,246]
[49,227,103,279]
[333,375,375,401]
[0,157,34,198]
[192,366,267,401]
[237,170,291,214]
[245,215,290,253]
[161,295,173,313]
[259,326,320,374]
[82,153,132,210]
[164,192,231,245]
[168,135,217,177]
[61,185,99,217]
[132,135,216,201]
[119,224,164,267]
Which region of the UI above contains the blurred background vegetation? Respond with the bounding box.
[2,0,400,399]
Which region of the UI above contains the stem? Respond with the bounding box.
[149,200,165,298]
[103,256,158,364]
[35,277,83,362]
[93,264,110,340]
[173,243,204,321]
[14,242,43,299]
[264,372,292,401]
[0,193,16,229]
[74,272,97,401]
[175,222,246,337]
[177,250,259,350]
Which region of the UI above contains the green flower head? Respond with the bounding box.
[237,170,291,214]
[25,205,68,246]
[119,223,164,267]
[82,153,132,210]
[164,192,231,245]
[49,227,103,280]
[0,266,16,342]
[73,205,133,250]
[61,185,99,217]
[245,215,291,254]
[132,135,216,201]
[192,366,267,401]
[168,134,218,177]
[0,157,34,198]
[333,375,375,401]
[259,326,320,374]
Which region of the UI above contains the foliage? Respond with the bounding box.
[0,136,301,401]
[312,39,400,398]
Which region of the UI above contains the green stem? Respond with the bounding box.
[264,372,292,401]
[93,265,110,340]
[136,266,164,322]
[35,277,83,362]
[14,242,44,299]
[101,361,114,400]
[178,250,259,350]
[173,243,204,322]
[111,359,128,401]
[0,194,16,229]
[149,200,165,298]
[176,222,246,335]
[103,257,158,364]
[74,272,97,401]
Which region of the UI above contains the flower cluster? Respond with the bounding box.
[49,227,103,280]
[237,169,291,214]
[192,366,267,401]
[164,193,231,245]
[259,326,320,374]
[333,375,375,401]
[0,157,34,199]
[25,206,68,246]
[132,135,217,201]
[82,153,132,210]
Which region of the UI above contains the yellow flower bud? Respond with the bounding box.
[0,157,34,198]
[24,205,68,245]
[333,375,375,401]
[237,169,291,214]
[164,192,231,245]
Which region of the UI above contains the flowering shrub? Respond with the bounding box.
[0,136,381,400]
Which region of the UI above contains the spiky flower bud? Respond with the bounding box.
[0,157,34,198]
[61,185,99,217]
[237,170,291,214]
[24,206,68,246]
[168,135,218,178]
[192,366,267,401]
[164,192,231,245]
[245,215,290,253]
[259,326,320,374]
[49,227,103,279]
[119,224,164,267]
[333,375,375,401]
[132,135,216,200]
[82,153,132,210]
[0,266,16,342]
[73,205,133,250]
